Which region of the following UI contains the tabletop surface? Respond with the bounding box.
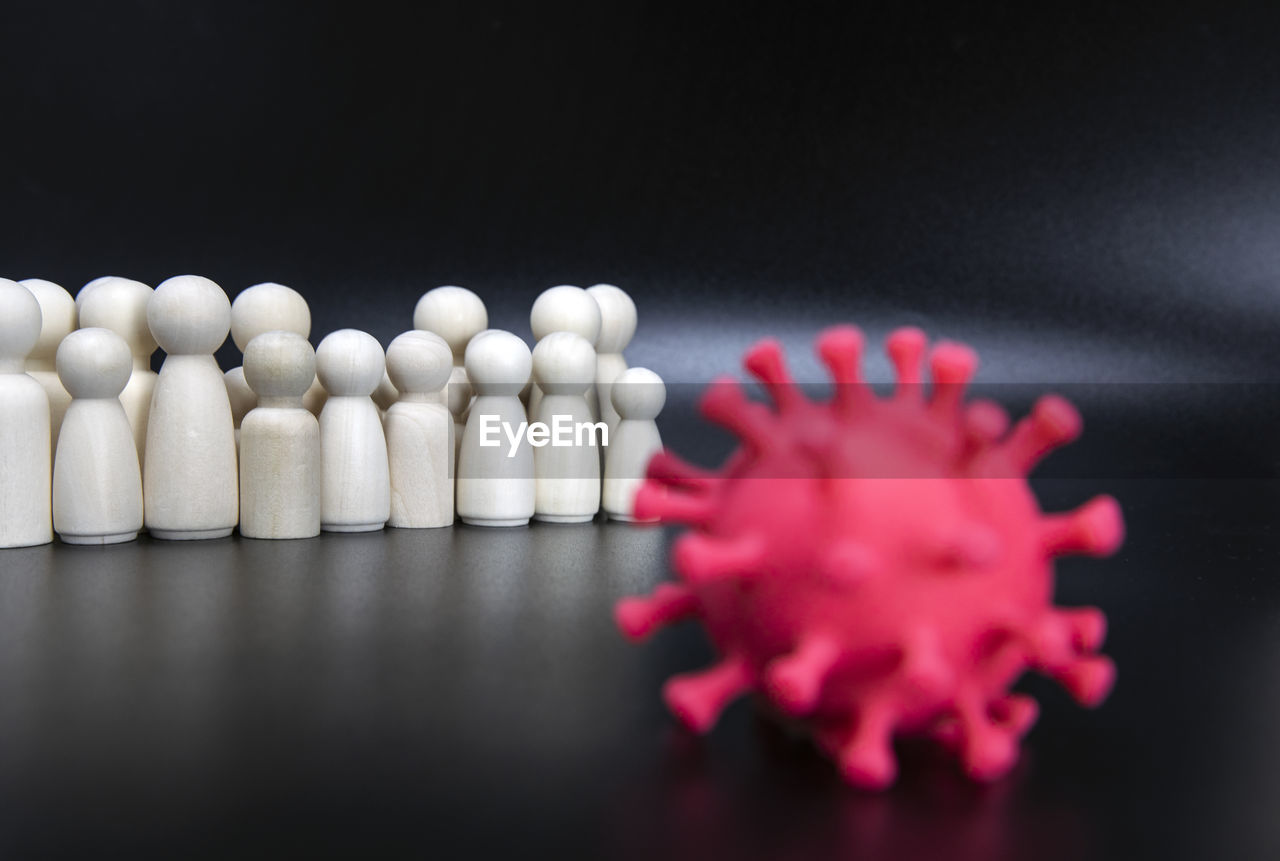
[2,471,1277,859]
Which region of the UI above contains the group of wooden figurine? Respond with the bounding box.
[0,278,666,548]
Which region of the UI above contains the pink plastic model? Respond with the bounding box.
[615,325,1124,789]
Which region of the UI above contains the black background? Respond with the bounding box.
[2,2,1279,858]
[2,0,1278,378]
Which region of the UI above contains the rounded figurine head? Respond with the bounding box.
[56,327,132,399]
[231,282,312,352]
[586,284,636,354]
[19,279,77,364]
[532,331,595,396]
[78,278,157,363]
[386,330,452,396]
[0,279,43,367]
[464,329,531,397]
[530,285,602,344]
[76,275,128,312]
[148,275,231,356]
[413,286,488,360]
[611,367,665,420]
[315,329,385,397]
[243,330,316,400]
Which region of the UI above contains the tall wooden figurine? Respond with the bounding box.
[385,330,454,528]
[0,280,53,548]
[144,275,238,540]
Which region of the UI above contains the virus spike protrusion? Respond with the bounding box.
[1025,611,1073,665]
[982,622,1034,682]
[744,338,804,416]
[632,484,716,527]
[663,655,753,733]
[1002,394,1082,473]
[887,327,928,401]
[1055,655,1116,707]
[955,691,1020,781]
[1023,612,1116,706]
[699,375,774,450]
[900,628,954,696]
[645,449,716,493]
[988,693,1040,738]
[928,342,978,417]
[673,533,766,584]
[1041,495,1124,558]
[836,704,899,789]
[816,325,870,419]
[764,634,842,715]
[1057,606,1108,653]
[963,400,1011,449]
[615,583,699,641]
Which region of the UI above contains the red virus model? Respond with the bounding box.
[615,325,1124,789]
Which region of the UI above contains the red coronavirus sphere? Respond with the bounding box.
[615,325,1124,789]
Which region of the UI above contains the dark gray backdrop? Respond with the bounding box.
[2,2,1277,385]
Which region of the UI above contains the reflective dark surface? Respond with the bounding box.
[0,474,1277,858]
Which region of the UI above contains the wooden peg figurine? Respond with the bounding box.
[20,278,76,447]
[0,279,53,548]
[53,328,144,544]
[144,275,238,540]
[239,331,322,539]
[385,330,454,528]
[316,329,391,532]
[77,277,157,471]
[603,367,665,522]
